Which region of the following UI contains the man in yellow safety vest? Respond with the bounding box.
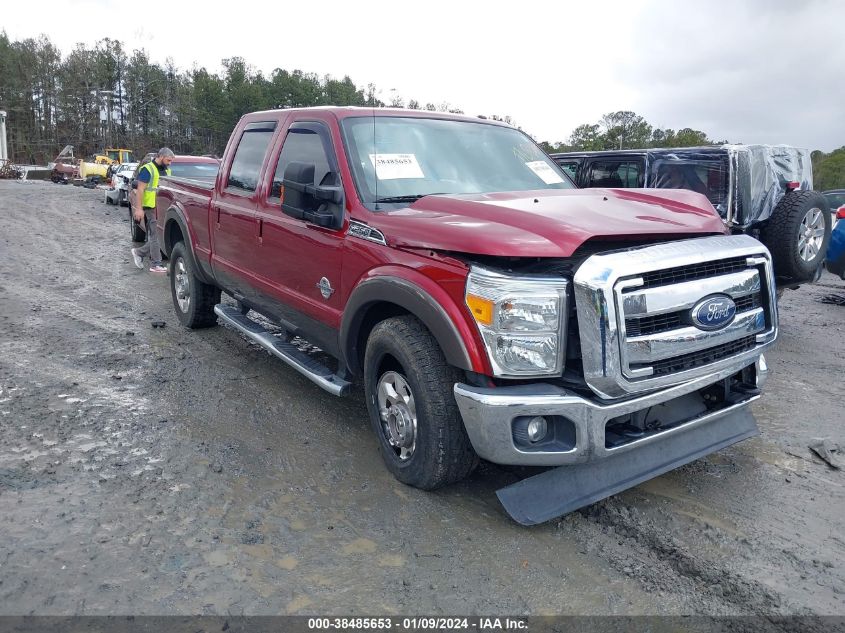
[130,147,174,274]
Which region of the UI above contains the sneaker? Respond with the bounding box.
[130,247,144,269]
[149,264,167,275]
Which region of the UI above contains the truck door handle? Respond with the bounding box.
[215,206,220,229]
[257,218,263,244]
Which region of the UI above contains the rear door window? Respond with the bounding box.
[586,159,643,188]
[226,121,277,194]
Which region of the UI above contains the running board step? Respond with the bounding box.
[214,304,351,396]
[497,404,759,525]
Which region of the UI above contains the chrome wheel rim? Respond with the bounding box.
[797,207,825,262]
[174,257,191,313]
[376,371,417,460]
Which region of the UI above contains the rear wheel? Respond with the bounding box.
[169,242,220,329]
[363,316,478,490]
[760,190,831,281]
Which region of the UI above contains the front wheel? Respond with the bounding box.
[363,316,478,490]
[169,242,220,329]
[760,190,831,281]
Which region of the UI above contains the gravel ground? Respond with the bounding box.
[0,180,842,617]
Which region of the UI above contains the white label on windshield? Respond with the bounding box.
[369,153,425,180]
[526,160,564,184]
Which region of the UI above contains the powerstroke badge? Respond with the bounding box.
[348,221,386,245]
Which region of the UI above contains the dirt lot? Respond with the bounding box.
[0,180,843,617]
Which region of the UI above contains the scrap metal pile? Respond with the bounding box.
[0,159,22,179]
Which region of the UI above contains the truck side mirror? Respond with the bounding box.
[281,161,344,230]
[281,162,314,216]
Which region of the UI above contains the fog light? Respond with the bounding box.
[527,416,548,443]
[755,354,768,389]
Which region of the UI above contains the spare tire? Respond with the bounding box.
[759,190,831,282]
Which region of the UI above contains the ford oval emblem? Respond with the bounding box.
[691,295,736,331]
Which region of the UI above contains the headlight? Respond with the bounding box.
[466,266,569,377]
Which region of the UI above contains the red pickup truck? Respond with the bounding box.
[154,107,778,524]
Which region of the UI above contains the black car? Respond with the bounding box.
[551,145,831,285]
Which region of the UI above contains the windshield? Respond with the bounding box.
[170,162,219,179]
[341,116,573,206]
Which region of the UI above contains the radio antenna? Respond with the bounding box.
[373,90,379,210]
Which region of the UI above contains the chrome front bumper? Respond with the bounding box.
[454,355,767,467]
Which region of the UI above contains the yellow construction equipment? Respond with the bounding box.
[79,160,110,180]
[94,148,135,165]
[79,148,135,181]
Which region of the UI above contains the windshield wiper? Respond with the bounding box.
[373,193,446,203]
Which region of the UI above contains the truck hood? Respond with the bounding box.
[368,188,727,258]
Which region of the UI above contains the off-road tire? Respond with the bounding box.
[169,241,220,329]
[363,315,478,490]
[760,190,831,282]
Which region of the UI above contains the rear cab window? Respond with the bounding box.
[650,156,729,214]
[170,162,219,180]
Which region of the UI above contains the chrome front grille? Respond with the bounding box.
[573,235,778,399]
[638,256,749,289]
[624,293,762,337]
[631,335,757,376]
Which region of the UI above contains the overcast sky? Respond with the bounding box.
[5,0,844,151]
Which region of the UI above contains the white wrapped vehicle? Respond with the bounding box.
[551,145,832,285]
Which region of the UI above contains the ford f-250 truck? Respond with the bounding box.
[154,107,778,525]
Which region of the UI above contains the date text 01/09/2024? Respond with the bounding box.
[307,617,529,630]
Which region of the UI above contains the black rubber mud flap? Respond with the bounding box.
[497,406,759,526]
